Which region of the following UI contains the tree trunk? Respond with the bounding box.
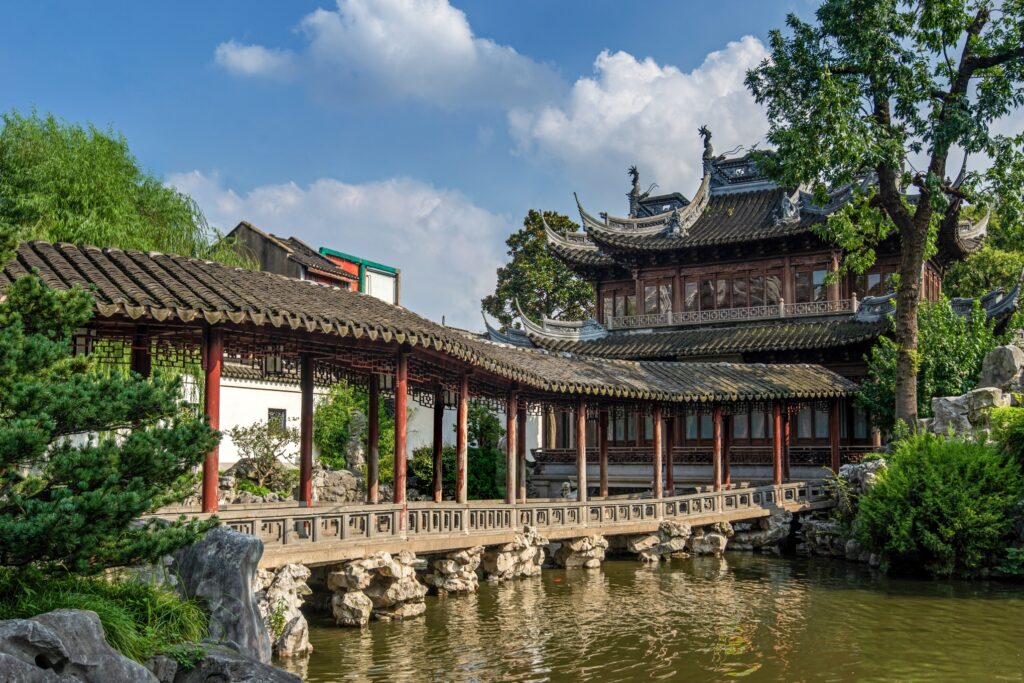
[893,223,927,428]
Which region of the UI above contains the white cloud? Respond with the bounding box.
[509,37,771,206]
[213,40,295,79]
[214,0,562,107]
[169,171,507,329]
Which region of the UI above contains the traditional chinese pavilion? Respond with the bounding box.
[486,128,1017,492]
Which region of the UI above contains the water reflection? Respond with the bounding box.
[281,555,1024,682]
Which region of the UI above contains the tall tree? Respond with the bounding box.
[746,1,1024,427]
[0,109,252,267]
[483,210,594,328]
[0,226,218,577]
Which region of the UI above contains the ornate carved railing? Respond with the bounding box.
[165,482,831,553]
[606,298,855,330]
[532,445,873,467]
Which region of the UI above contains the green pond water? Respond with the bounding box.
[277,554,1024,682]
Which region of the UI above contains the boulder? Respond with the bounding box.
[172,645,300,683]
[931,394,972,435]
[254,563,313,658]
[312,467,361,504]
[620,521,692,562]
[688,523,732,556]
[978,344,1024,391]
[730,510,793,551]
[966,387,1009,424]
[553,535,609,569]
[327,551,427,626]
[425,546,483,594]
[173,526,272,663]
[837,459,887,496]
[802,517,847,558]
[481,527,548,582]
[0,609,158,682]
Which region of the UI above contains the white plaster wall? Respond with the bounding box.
[405,404,542,457]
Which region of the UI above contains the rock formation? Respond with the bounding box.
[687,522,733,556]
[255,563,313,658]
[926,344,1024,437]
[481,526,548,582]
[730,510,793,551]
[167,645,300,683]
[327,551,427,626]
[173,526,272,663]
[553,535,609,569]
[424,546,483,594]
[621,521,692,562]
[0,609,158,682]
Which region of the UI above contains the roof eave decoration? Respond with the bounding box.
[481,313,536,348]
[542,215,598,251]
[514,299,609,343]
[954,208,989,255]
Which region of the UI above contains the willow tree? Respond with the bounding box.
[746,1,1024,427]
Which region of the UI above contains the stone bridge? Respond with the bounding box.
[169,481,834,569]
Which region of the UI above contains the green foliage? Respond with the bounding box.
[409,443,506,500]
[0,109,254,267]
[267,600,288,640]
[467,402,504,450]
[234,480,272,497]
[0,271,218,577]
[482,209,594,328]
[855,433,1023,577]
[858,298,1006,431]
[313,380,394,472]
[997,547,1024,576]
[0,571,207,663]
[226,419,299,490]
[990,406,1024,468]
[945,209,1024,298]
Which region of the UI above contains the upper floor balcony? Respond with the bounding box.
[606,297,856,331]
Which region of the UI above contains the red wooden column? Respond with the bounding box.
[131,326,151,377]
[575,397,588,503]
[598,408,610,498]
[772,402,784,485]
[505,390,518,504]
[432,386,444,503]
[652,405,663,498]
[782,406,792,481]
[517,405,527,503]
[712,405,723,492]
[393,351,409,505]
[456,374,469,504]
[665,414,675,494]
[298,353,314,506]
[830,400,841,474]
[201,326,223,513]
[722,414,732,489]
[366,375,380,504]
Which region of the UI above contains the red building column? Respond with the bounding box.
[517,405,527,503]
[665,414,675,494]
[201,326,223,513]
[830,400,841,474]
[652,405,663,499]
[576,397,588,503]
[432,386,444,503]
[722,414,732,489]
[298,353,314,506]
[712,405,723,492]
[505,390,518,504]
[772,402,783,485]
[598,408,609,498]
[782,406,792,481]
[456,374,469,504]
[393,351,408,505]
[366,374,380,504]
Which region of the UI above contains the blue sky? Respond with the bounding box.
[1,0,821,327]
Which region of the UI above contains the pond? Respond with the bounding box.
[278,554,1024,682]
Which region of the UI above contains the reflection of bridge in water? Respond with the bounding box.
[161,481,833,568]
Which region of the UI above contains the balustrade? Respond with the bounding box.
[607,298,854,330]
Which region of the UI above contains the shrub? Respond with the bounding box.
[314,380,395,471]
[408,444,505,500]
[991,406,1024,468]
[855,433,1024,576]
[225,419,299,488]
[0,571,207,663]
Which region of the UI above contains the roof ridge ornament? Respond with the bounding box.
[626,165,653,218]
[513,298,609,342]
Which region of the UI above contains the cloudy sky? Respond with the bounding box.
[1,0,821,327]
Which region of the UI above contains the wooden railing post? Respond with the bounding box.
[505,390,518,504]
[456,373,469,504]
[772,402,783,486]
[393,350,408,506]
[432,385,444,503]
[298,353,314,506]
[366,374,380,504]
[201,326,222,513]
[517,405,527,503]
[712,405,723,492]
[652,405,663,498]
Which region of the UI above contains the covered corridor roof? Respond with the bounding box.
[3,241,858,404]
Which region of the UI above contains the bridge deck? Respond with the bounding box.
[166,481,832,568]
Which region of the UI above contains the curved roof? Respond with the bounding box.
[4,241,857,403]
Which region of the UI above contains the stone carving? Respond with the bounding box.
[255,563,313,658]
[425,546,484,594]
[0,609,158,682]
[553,535,609,569]
[481,526,548,582]
[173,526,272,664]
[327,551,427,627]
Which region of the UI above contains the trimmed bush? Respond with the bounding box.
[409,444,506,500]
[855,433,1023,576]
[991,406,1024,468]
